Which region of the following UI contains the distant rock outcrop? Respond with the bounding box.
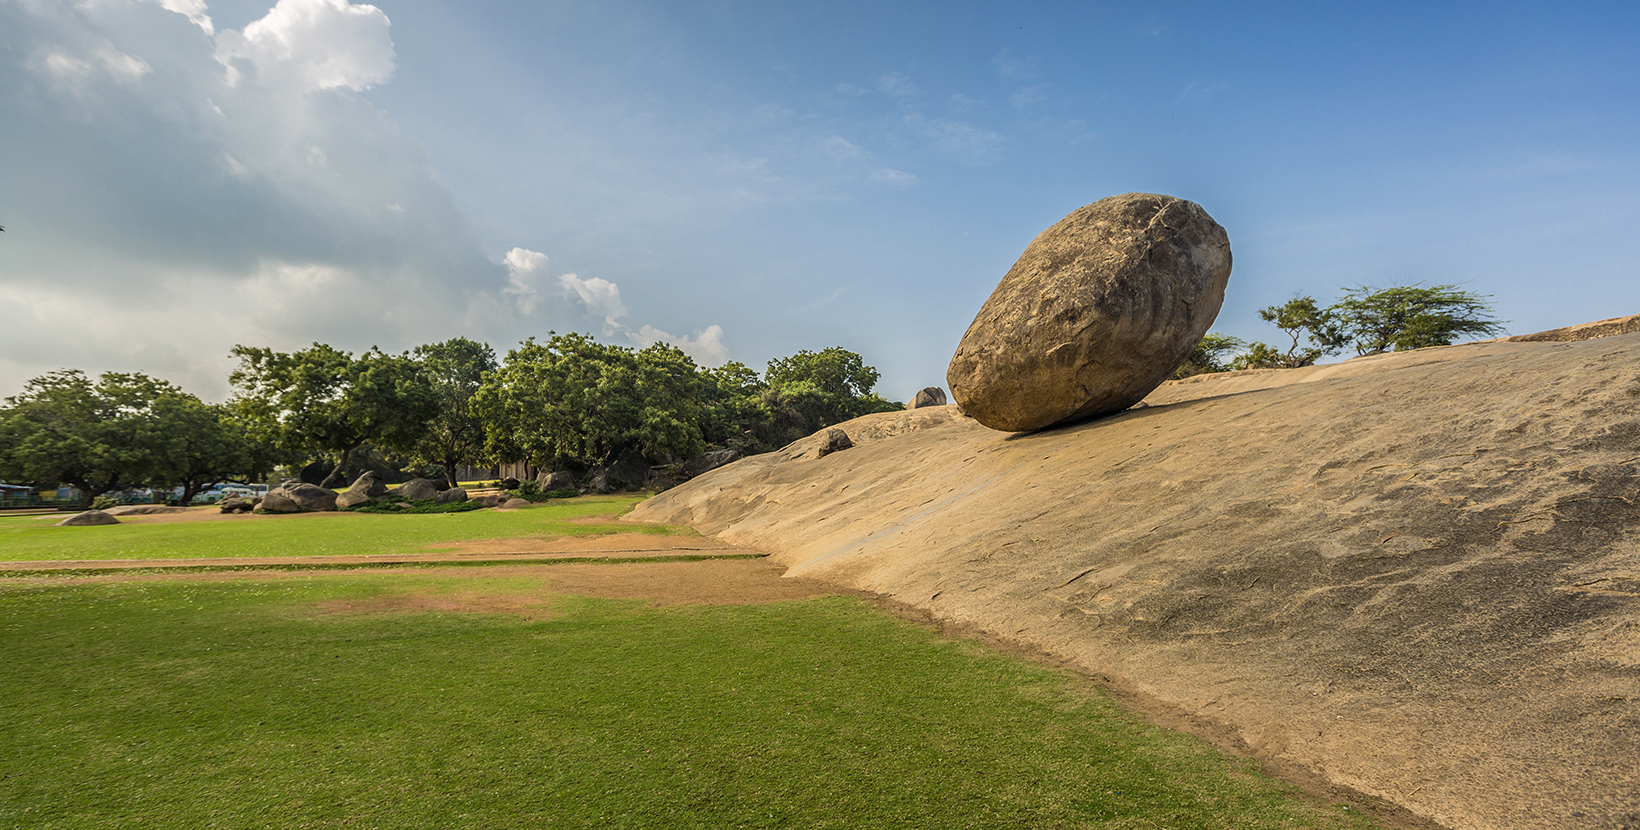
[907,386,948,409]
[948,192,1231,432]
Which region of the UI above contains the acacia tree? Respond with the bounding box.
[230,343,438,489]
[1332,284,1506,353]
[411,338,497,487]
[1172,333,1246,378]
[0,371,172,507]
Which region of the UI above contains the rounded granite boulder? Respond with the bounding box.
[947,193,1231,432]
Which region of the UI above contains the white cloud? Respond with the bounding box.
[877,71,918,97]
[215,0,394,92]
[502,247,549,314]
[152,0,214,34]
[1175,79,1228,102]
[632,324,730,366]
[991,50,1037,80]
[560,272,630,329]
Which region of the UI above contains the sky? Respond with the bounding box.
[2,0,1638,403]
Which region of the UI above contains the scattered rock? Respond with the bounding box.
[219,497,259,514]
[266,482,338,512]
[434,486,468,504]
[102,504,189,516]
[498,497,533,510]
[259,492,301,513]
[393,477,440,501]
[682,449,740,479]
[335,489,372,509]
[907,386,949,409]
[56,509,119,526]
[947,192,1232,432]
[499,477,521,491]
[537,470,577,492]
[472,494,502,508]
[347,470,389,498]
[817,428,853,458]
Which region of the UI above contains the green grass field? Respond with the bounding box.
[0,571,1382,829]
[0,495,670,562]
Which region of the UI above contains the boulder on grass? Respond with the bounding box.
[434,486,468,504]
[537,470,577,492]
[472,494,502,508]
[219,497,259,514]
[498,497,533,509]
[267,482,339,512]
[56,510,119,526]
[947,192,1232,432]
[335,489,372,509]
[394,477,439,501]
[347,470,388,498]
[260,492,300,513]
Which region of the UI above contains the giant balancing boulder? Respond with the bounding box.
[947,193,1232,432]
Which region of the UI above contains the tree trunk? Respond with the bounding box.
[320,444,362,490]
[441,455,459,489]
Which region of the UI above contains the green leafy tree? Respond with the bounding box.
[229,343,439,489]
[411,338,498,487]
[1331,284,1506,354]
[147,393,272,504]
[0,371,173,507]
[1255,296,1349,367]
[471,333,706,470]
[1172,333,1246,378]
[761,347,902,439]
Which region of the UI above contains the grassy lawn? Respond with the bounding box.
[0,571,1382,829]
[0,495,672,562]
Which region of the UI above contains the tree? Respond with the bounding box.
[229,343,439,489]
[0,371,172,507]
[761,346,902,437]
[1172,333,1246,378]
[1256,296,1349,367]
[1331,284,1506,354]
[471,333,707,470]
[147,392,271,504]
[411,338,497,488]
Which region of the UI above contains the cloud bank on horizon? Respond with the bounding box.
[0,0,724,399]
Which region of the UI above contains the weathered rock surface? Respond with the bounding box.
[434,486,468,504]
[394,478,440,501]
[537,470,577,492]
[948,192,1232,432]
[220,497,258,514]
[56,509,119,526]
[346,470,388,498]
[632,330,1640,830]
[907,386,948,409]
[335,489,372,509]
[259,492,300,513]
[267,482,338,512]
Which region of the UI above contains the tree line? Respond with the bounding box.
[0,334,901,508]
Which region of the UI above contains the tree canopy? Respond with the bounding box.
[1331,284,1506,354]
[411,338,497,487]
[230,343,438,489]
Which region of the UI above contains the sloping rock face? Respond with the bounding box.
[631,333,1640,830]
[948,193,1231,432]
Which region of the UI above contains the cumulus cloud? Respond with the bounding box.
[0,0,728,398]
[633,324,730,366]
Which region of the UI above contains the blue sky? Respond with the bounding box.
[2,0,1637,402]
